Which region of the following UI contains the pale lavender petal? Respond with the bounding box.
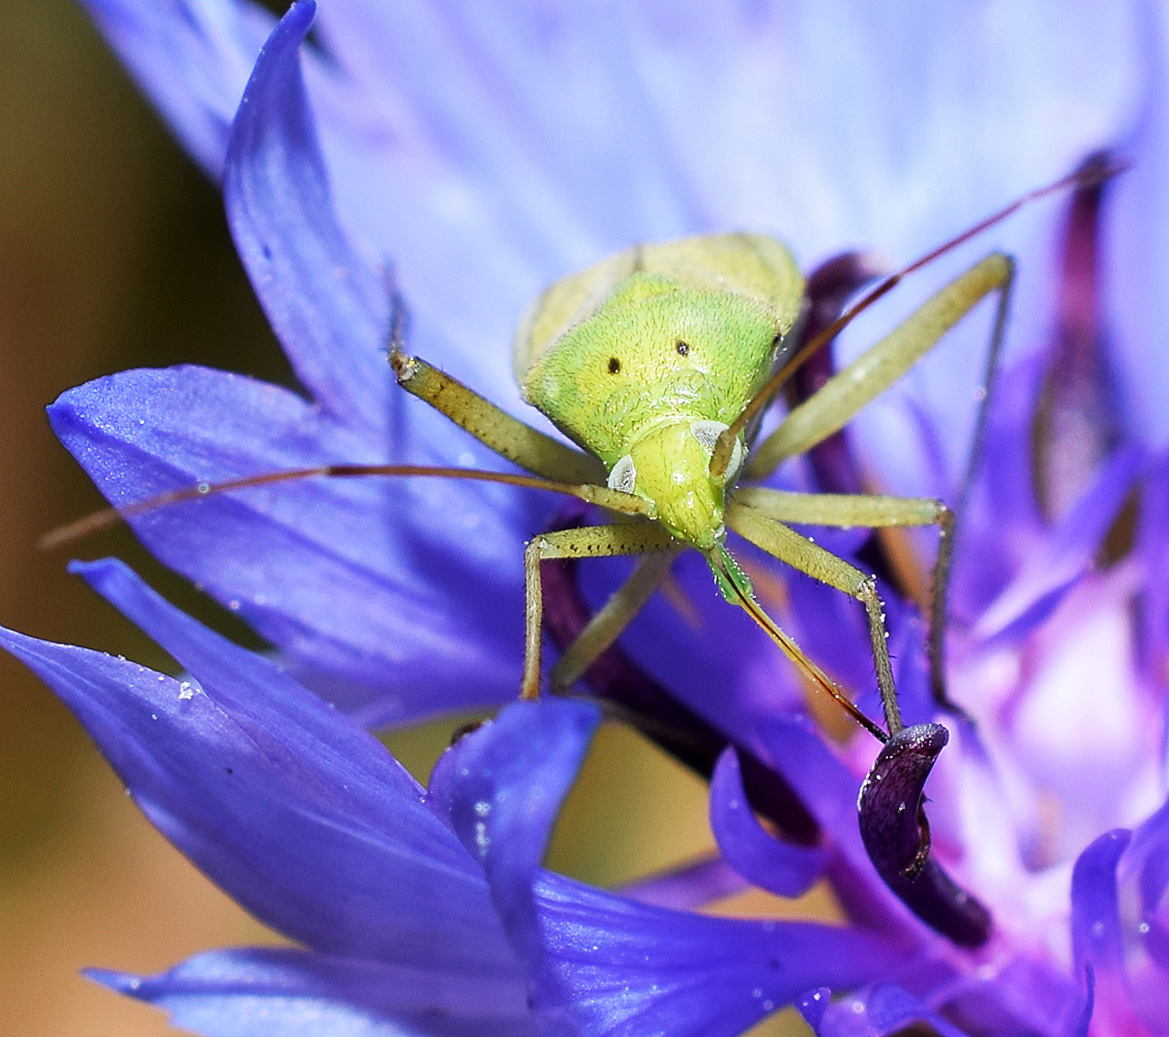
[710,747,828,898]
[88,946,536,1037]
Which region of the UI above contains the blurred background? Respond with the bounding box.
[1,3,773,1034]
[1,1,288,1033]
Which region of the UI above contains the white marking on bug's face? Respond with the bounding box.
[691,420,742,484]
[608,454,637,493]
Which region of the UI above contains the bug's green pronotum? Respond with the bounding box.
[47,164,1119,745]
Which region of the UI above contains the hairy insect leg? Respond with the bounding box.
[707,539,890,742]
[391,352,606,485]
[726,499,905,737]
[522,522,677,699]
[733,487,956,714]
[747,253,1016,479]
[744,254,1014,716]
[549,549,680,692]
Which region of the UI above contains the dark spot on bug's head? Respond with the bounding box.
[676,340,691,357]
[608,356,621,374]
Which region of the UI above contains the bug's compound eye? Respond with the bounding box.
[675,340,691,357]
[607,356,622,374]
[607,454,637,494]
[690,420,744,485]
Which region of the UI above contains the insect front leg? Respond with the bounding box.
[747,252,1015,480]
[725,500,904,736]
[548,548,681,693]
[522,522,677,699]
[733,488,956,712]
[391,352,606,485]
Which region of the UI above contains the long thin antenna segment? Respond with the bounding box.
[40,464,654,550]
[709,156,1131,480]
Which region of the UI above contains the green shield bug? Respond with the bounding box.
[47,163,1122,747]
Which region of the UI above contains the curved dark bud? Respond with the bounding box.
[858,723,992,948]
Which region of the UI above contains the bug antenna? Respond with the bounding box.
[707,545,888,743]
[39,464,655,551]
[710,153,1132,480]
[379,262,410,357]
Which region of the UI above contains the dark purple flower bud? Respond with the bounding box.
[858,723,992,948]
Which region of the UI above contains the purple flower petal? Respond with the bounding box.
[1135,452,1169,685]
[804,982,970,1037]
[531,873,900,1037]
[0,558,516,972]
[616,856,747,911]
[224,0,389,434]
[49,366,531,720]
[429,697,599,968]
[1071,828,1139,1034]
[710,747,828,898]
[79,0,273,176]
[974,444,1144,644]
[950,352,1047,619]
[758,716,866,856]
[1120,797,1169,1028]
[433,700,904,1036]
[87,946,537,1037]
[1130,798,1169,936]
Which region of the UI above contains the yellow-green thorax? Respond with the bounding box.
[518,236,804,548]
[617,419,731,548]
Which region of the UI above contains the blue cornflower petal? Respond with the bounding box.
[428,698,600,967]
[433,700,903,1036]
[0,558,518,973]
[529,874,900,1037]
[950,352,1049,618]
[49,366,529,720]
[1127,797,1169,1019]
[758,716,867,853]
[224,0,388,435]
[709,746,828,898]
[80,0,273,177]
[1136,452,1169,686]
[86,947,536,1037]
[52,1,564,720]
[803,982,972,1037]
[975,444,1145,644]
[1132,801,1169,934]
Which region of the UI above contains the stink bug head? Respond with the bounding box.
[516,234,804,546]
[620,420,730,549]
